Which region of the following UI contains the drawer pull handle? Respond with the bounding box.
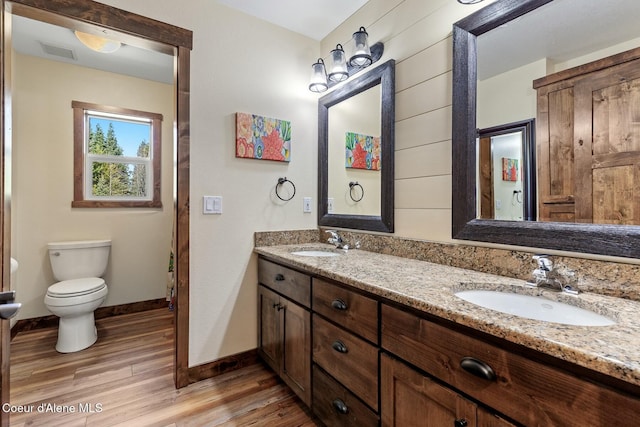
[454,419,468,427]
[331,298,348,311]
[275,273,285,281]
[332,340,348,354]
[460,357,496,381]
[332,398,349,414]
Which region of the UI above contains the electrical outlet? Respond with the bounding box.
[303,197,312,213]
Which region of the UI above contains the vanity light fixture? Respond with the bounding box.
[309,58,328,93]
[328,44,349,83]
[457,0,484,4]
[74,30,121,53]
[308,26,383,93]
[349,27,372,67]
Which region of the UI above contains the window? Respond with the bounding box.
[72,101,163,208]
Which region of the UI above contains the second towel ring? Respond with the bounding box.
[349,181,364,202]
[276,177,296,201]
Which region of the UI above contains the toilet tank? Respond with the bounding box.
[48,240,111,281]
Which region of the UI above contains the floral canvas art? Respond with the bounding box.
[236,112,291,162]
[345,131,381,170]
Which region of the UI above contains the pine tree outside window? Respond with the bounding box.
[72,101,163,208]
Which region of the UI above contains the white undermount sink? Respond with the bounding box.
[455,290,616,326]
[290,249,341,257]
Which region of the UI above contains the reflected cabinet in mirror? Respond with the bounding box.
[318,59,395,232]
[452,0,640,258]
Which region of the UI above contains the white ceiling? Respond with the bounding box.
[216,0,370,41]
[11,15,174,84]
[478,0,640,80]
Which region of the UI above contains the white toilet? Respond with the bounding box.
[44,240,111,353]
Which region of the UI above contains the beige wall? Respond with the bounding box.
[321,0,496,242]
[477,58,544,129]
[95,0,493,368]
[11,53,175,320]
[100,0,320,366]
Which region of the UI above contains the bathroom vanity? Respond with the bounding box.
[255,244,640,426]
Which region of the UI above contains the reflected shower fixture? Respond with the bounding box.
[309,58,328,93]
[308,26,383,93]
[328,44,348,83]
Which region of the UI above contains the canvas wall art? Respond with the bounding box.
[345,131,381,170]
[502,157,518,181]
[236,112,291,162]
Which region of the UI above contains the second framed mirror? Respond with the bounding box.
[318,59,395,233]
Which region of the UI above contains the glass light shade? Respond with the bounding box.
[457,0,484,3]
[309,58,328,93]
[328,44,348,82]
[349,27,372,67]
[74,31,121,53]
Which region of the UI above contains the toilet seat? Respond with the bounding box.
[47,278,106,298]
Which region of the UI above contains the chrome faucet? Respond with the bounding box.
[527,255,578,294]
[325,230,360,250]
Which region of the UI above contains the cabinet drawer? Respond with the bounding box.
[381,304,640,427]
[313,365,379,427]
[313,314,379,411]
[258,258,310,308]
[312,278,378,343]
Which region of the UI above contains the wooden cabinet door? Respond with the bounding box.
[573,59,640,224]
[258,285,280,373]
[536,84,576,222]
[280,297,311,406]
[381,354,477,427]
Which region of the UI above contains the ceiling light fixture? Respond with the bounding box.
[308,26,383,93]
[74,31,121,53]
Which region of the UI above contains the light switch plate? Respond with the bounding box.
[203,196,222,214]
[303,197,312,213]
[328,198,334,213]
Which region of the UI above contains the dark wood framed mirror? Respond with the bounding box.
[452,0,640,259]
[318,59,395,232]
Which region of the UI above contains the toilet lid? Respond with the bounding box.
[47,278,106,298]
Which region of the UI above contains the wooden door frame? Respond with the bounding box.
[0,3,193,419]
[478,119,537,222]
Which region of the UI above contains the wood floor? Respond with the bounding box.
[9,308,319,426]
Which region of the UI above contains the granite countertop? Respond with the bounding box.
[254,243,640,388]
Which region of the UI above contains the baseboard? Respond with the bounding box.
[11,298,169,340]
[94,298,169,320]
[187,349,260,384]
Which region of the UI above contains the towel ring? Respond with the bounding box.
[276,177,296,201]
[349,181,364,202]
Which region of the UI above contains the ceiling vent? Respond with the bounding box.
[39,42,76,60]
